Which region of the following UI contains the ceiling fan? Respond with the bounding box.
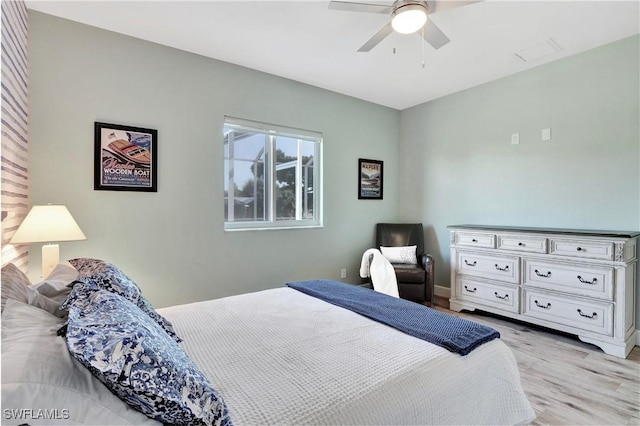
[329,0,477,52]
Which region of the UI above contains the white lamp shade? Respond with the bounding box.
[10,205,86,244]
[391,5,427,34]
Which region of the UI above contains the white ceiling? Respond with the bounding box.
[26,0,640,110]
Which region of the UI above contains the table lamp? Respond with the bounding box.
[10,204,86,278]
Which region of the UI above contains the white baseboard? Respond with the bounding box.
[436,285,640,349]
[434,285,450,299]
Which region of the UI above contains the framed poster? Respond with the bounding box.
[358,158,383,200]
[94,122,157,192]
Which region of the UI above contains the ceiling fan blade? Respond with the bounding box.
[328,1,393,14]
[425,0,481,15]
[358,22,393,52]
[422,20,450,49]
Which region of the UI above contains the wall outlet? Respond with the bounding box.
[340,268,347,279]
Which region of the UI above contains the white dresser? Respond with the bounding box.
[448,225,638,358]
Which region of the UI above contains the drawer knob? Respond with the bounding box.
[534,300,551,309]
[494,292,509,300]
[472,238,478,243]
[577,247,583,251]
[495,264,509,272]
[464,260,477,267]
[518,242,524,246]
[577,309,597,319]
[464,285,477,293]
[577,275,598,285]
[534,269,552,278]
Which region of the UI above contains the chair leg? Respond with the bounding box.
[424,254,435,307]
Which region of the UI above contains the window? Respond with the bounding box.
[223,117,322,230]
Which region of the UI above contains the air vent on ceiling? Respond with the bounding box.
[514,38,563,62]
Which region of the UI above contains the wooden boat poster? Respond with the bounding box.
[94,122,158,192]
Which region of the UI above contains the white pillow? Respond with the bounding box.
[380,245,418,264]
[30,262,79,299]
[25,263,80,318]
[1,299,159,425]
[1,263,31,312]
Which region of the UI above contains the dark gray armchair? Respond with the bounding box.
[374,223,435,306]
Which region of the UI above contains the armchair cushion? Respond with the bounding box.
[392,264,426,283]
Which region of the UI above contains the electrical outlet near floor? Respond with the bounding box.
[340,268,347,279]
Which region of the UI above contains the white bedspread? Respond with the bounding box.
[160,287,534,425]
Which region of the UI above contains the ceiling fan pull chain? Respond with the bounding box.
[421,27,426,68]
[393,31,397,54]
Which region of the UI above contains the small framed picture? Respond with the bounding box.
[94,122,157,192]
[358,158,383,200]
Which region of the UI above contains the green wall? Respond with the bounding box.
[399,35,640,324]
[27,11,640,331]
[27,11,400,307]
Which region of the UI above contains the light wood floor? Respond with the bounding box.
[433,297,640,425]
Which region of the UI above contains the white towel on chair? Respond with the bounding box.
[360,249,399,298]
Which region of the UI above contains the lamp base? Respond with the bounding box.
[41,243,60,279]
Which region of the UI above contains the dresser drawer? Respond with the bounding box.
[523,289,613,336]
[497,234,547,254]
[457,277,519,313]
[457,251,519,284]
[549,238,614,261]
[522,260,613,300]
[454,232,495,249]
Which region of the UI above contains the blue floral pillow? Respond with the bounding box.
[67,258,181,342]
[65,290,232,426]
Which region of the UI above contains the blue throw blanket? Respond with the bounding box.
[286,279,499,356]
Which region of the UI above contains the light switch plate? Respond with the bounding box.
[511,133,520,145]
[542,128,551,141]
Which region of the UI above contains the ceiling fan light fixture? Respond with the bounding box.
[391,4,427,34]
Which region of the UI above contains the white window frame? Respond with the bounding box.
[224,116,323,231]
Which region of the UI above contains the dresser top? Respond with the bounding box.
[448,224,640,238]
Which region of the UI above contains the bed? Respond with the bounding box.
[1,259,535,425]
